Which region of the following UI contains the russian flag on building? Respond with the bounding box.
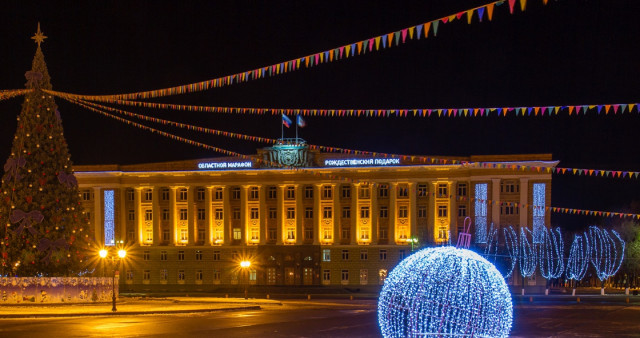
[282,114,292,128]
[297,115,306,127]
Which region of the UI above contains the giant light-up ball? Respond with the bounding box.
[378,246,512,337]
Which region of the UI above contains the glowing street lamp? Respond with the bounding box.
[99,247,127,312]
[240,260,251,299]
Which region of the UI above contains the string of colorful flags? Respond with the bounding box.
[0,89,32,101]
[48,91,640,181]
[47,0,536,101]
[52,92,640,118]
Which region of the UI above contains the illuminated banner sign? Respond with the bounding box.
[324,158,400,167]
[198,161,253,170]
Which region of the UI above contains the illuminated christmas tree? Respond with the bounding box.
[0,24,93,276]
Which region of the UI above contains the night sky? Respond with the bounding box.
[1,1,639,231]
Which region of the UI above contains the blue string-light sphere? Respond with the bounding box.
[378,246,513,337]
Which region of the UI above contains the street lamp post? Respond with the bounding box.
[240,260,251,300]
[99,248,127,312]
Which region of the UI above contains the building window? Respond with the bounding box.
[160,269,168,281]
[398,206,408,218]
[145,209,153,221]
[126,189,134,201]
[379,249,387,261]
[213,251,220,261]
[341,185,351,198]
[196,188,205,201]
[417,184,428,197]
[323,228,332,240]
[360,269,368,285]
[501,205,516,215]
[379,269,388,285]
[286,186,295,199]
[305,207,313,219]
[179,188,188,201]
[438,205,448,218]
[323,270,331,284]
[250,207,259,219]
[176,209,186,221]
[177,270,185,281]
[418,205,427,218]
[360,227,370,240]
[196,270,203,282]
[304,186,313,199]
[250,187,259,200]
[214,188,223,200]
[286,207,295,219]
[162,209,170,221]
[268,208,277,219]
[197,208,206,221]
[81,190,91,201]
[161,188,169,201]
[195,250,203,261]
[458,205,467,217]
[359,185,370,199]
[143,251,150,261]
[180,228,188,242]
[322,249,331,262]
[232,187,241,200]
[286,228,295,241]
[161,251,167,261]
[397,186,408,198]
[342,227,350,240]
[143,270,150,281]
[399,249,406,260]
[437,184,448,198]
[342,250,349,260]
[323,206,332,219]
[322,185,333,199]
[232,208,240,220]
[268,186,277,199]
[126,270,133,281]
[268,228,277,240]
[378,184,388,198]
[342,207,351,218]
[127,210,135,221]
[215,208,223,220]
[341,270,349,284]
[233,228,241,240]
[178,251,185,261]
[162,229,170,242]
[144,189,153,201]
[379,227,388,240]
[379,206,388,218]
[360,206,370,219]
[249,270,257,282]
[360,249,368,260]
[458,183,467,197]
[501,181,519,193]
[304,227,313,240]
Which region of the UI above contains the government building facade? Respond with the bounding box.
[76,140,556,292]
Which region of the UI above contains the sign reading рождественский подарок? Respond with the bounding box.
[323,158,400,167]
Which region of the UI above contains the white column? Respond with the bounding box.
[93,187,103,246]
[519,178,529,227]
[491,179,501,227]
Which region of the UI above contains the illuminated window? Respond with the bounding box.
[458,183,467,197]
[251,228,259,240]
[342,207,351,218]
[180,229,188,242]
[179,209,187,221]
[145,229,153,242]
[286,207,295,219]
[360,206,370,219]
[360,227,370,240]
[250,187,259,200]
[417,184,428,197]
[267,268,276,285]
[231,187,240,200]
[322,249,331,262]
[378,184,388,198]
[398,206,408,218]
[323,206,332,219]
[233,228,241,240]
[286,228,295,240]
[437,184,448,198]
[179,188,188,201]
[323,185,333,199]
[438,227,448,239]
[305,207,313,219]
[323,228,332,240]
[379,269,388,285]
[249,270,257,282]
[286,186,295,199]
[196,188,205,201]
[214,188,223,200]
[161,188,169,201]
[379,206,388,218]
[304,186,313,199]
[144,189,153,201]
[341,185,351,198]
[250,207,259,219]
[360,269,368,285]
[359,185,370,199]
[437,205,448,218]
[145,209,153,221]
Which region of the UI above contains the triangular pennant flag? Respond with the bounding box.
[467,10,474,24]
[432,20,439,36]
[508,0,516,13]
[520,0,527,11]
[487,4,495,21]
[416,24,423,39]
[478,7,485,22]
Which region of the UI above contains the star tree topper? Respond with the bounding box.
[31,22,47,47]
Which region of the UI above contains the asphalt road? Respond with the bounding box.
[1,300,640,337]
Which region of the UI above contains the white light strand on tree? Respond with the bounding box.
[538,227,564,279]
[566,234,590,281]
[378,246,512,338]
[502,225,519,279]
[588,226,625,282]
[519,227,537,278]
